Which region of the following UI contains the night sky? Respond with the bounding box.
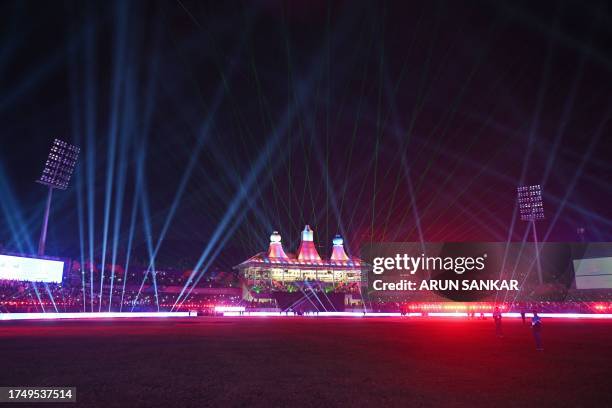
[0,0,611,270]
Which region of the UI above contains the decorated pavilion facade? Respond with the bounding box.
[235,225,363,294]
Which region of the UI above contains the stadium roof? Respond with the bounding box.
[235,226,362,270]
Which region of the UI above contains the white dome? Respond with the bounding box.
[270,231,281,243]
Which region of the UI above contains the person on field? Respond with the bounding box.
[531,311,543,351]
[493,306,503,337]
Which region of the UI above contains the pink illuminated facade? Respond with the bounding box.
[235,226,363,291]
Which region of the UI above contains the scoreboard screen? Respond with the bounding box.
[0,254,64,283]
[573,257,612,289]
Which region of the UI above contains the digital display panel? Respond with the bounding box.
[573,257,612,289]
[0,255,64,283]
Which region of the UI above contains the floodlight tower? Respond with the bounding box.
[36,139,80,256]
[517,185,545,284]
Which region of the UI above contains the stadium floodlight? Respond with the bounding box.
[36,139,80,255]
[517,185,544,221]
[517,184,544,284]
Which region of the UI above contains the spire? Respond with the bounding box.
[330,234,349,261]
[301,225,313,241]
[297,225,321,261]
[267,231,289,259]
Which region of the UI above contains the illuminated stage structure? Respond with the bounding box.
[235,226,364,311]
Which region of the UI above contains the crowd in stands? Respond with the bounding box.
[0,268,242,313]
[2,269,612,314]
[69,266,239,288]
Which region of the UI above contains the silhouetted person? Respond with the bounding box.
[531,311,543,351]
[520,310,526,325]
[493,307,503,337]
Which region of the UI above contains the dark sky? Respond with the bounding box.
[0,0,611,269]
